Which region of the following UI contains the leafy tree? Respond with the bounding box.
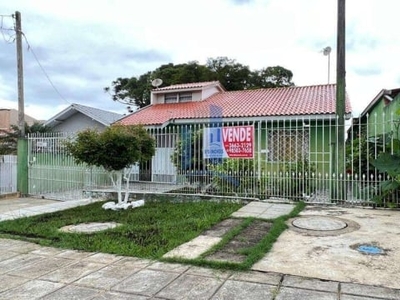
[104,71,152,112]
[65,125,155,203]
[0,122,52,155]
[105,57,295,111]
[250,66,295,88]
[153,61,213,87]
[205,57,252,90]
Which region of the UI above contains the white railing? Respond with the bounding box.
[0,155,17,194]
[26,114,400,207]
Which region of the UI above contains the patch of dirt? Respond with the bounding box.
[205,219,272,263]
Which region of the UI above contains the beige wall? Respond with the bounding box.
[151,86,219,105]
[0,109,39,131]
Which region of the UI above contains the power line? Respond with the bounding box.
[1,12,71,106]
[21,32,71,106]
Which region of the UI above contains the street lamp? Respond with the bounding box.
[323,46,332,84]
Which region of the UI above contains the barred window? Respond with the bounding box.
[165,93,178,103]
[179,92,192,102]
[164,92,192,103]
[268,129,309,162]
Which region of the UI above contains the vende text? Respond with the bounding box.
[222,127,252,143]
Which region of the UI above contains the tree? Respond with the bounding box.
[250,66,295,88]
[104,72,152,111]
[0,122,52,155]
[205,57,252,90]
[105,57,295,111]
[65,125,155,203]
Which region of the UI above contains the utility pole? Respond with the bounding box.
[15,11,25,137]
[336,0,346,201]
[14,11,28,196]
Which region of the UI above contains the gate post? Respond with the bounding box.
[17,138,28,195]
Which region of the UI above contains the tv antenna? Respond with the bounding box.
[322,46,331,84]
[151,78,163,88]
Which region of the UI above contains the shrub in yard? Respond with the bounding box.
[65,125,155,203]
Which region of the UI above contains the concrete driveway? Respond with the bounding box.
[253,205,400,289]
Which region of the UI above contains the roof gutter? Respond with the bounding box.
[145,113,352,127]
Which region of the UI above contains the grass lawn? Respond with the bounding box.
[0,199,305,270]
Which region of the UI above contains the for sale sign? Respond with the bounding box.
[203,125,254,159]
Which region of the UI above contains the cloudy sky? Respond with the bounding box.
[0,0,399,120]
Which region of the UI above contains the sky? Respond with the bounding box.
[0,0,399,121]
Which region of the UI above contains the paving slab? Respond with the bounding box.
[112,269,181,297]
[163,235,222,259]
[232,202,295,219]
[8,256,75,279]
[340,282,400,300]
[0,253,45,274]
[55,249,93,260]
[156,273,223,299]
[0,198,59,214]
[147,261,190,273]
[39,260,107,284]
[230,271,282,285]
[113,256,153,269]
[0,250,20,262]
[185,266,232,279]
[211,279,276,300]
[91,291,149,300]
[0,279,64,300]
[82,252,123,264]
[0,274,30,293]
[275,287,337,300]
[340,295,386,300]
[281,275,339,293]
[41,284,100,300]
[75,264,141,289]
[0,238,42,252]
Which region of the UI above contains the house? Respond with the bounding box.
[118,81,352,188]
[44,103,123,133]
[0,108,39,132]
[356,88,400,139]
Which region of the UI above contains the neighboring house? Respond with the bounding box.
[44,103,123,133]
[0,108,39,132]
[354,88,400,140]
[118,81,352,184]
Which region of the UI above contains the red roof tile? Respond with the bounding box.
[119,84,352,126]
[153,81,223,91]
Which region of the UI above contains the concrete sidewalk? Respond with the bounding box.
[0,197,399,299]
[1,238,400,299]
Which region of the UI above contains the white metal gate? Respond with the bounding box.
[27,132,112,200]
[0,155,17,194]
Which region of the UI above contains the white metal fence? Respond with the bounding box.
[26,113,400,207]
[0,155,17,194]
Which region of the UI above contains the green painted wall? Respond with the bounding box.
[17,138,28,195]
[365,94,400,138]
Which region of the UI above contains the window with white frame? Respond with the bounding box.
[164,92,192,103]
[179,92,192,102]
[267,129,309,162]
[165,93,178,103]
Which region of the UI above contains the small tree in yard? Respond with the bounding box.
[65,125,155,204]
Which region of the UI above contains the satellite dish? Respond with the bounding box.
[151,78,163,88]
[323,46,332,56]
